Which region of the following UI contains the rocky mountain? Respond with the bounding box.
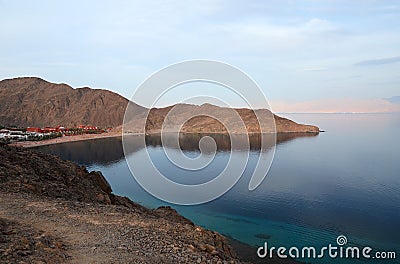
[138,103,319,133]
[0,77,145,128]
[0,77,319,133]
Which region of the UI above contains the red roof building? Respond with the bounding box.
[27,127,42,133]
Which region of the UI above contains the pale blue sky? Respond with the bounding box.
[1,0,399,109]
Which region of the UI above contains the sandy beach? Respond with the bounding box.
[9,132,122,148]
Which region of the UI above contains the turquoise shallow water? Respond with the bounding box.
[35,114,400,264]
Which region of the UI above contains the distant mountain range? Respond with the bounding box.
[0,77,319,133]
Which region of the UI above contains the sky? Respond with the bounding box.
[0,0,399,112]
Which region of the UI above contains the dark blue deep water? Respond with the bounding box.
[35,114,400,263]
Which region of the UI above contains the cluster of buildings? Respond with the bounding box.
[26,125,99,133]
[26,125,66,133]
[0,125,104,142]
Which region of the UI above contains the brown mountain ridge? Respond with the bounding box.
[0,77,319,133]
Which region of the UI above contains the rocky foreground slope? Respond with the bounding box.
[0,143,243,263]
[0,77,319,133]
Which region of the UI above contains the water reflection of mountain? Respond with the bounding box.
[34,132,318,166]
[276,132,319,145]
[33,137,127,166]
[146,133,319,152]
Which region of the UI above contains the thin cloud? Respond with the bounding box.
[384,96,400,104]
[302,67,328,72]
[39,62,75,67]
[354,56,400,66]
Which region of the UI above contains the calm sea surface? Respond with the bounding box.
[35,114,400,263]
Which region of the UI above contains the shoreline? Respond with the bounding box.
[9,130,320,148]
[9,132,123,148]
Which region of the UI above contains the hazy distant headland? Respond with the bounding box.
[0,77,319,134]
